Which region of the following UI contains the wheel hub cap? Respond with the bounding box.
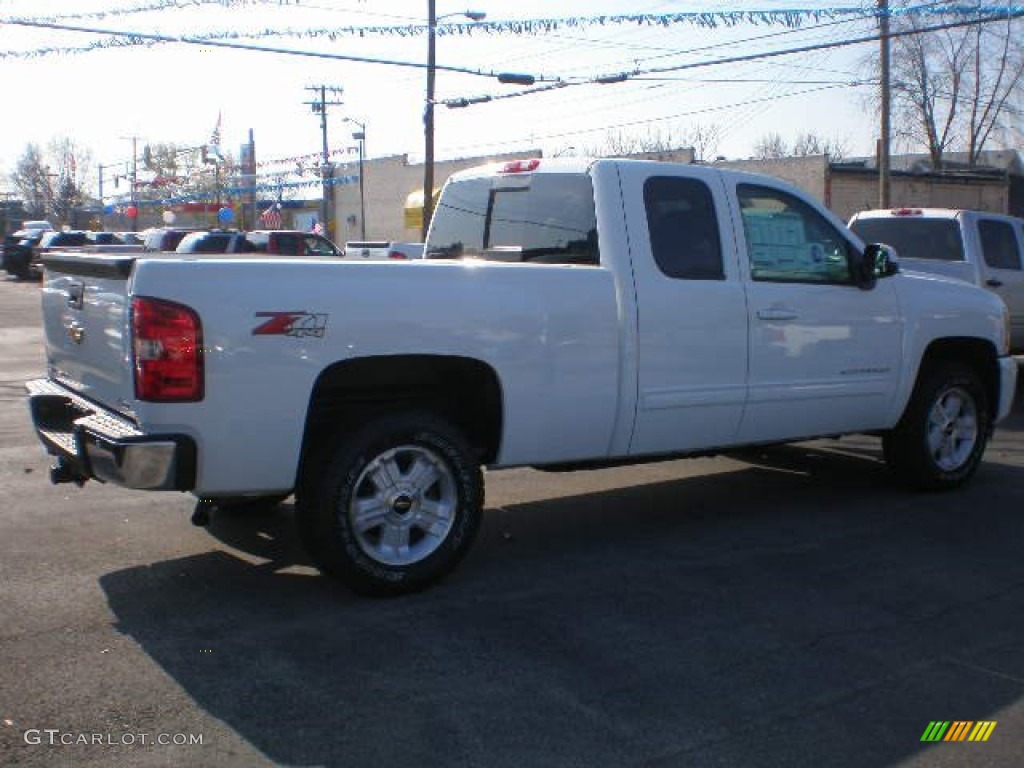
[927,386,978,472]
[346,444,457,567]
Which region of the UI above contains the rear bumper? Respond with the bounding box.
[26,378,195,490]
[996,356,1018,425]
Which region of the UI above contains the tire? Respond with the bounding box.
[883,362,990,491]
[296,411,483,596]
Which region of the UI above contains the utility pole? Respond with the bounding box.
[878,0,892,208]
[119,135,142,231]
[305,85,344,239]
[98,163,105,230]
[131,136,138,231]
[423,0,437,241]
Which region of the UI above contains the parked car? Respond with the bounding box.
[3,221,54,279]
[342,240,424,260]
[175,229,341,256]
[849,207,1024,353]
[141,227,201,252]
[29,230,91,278]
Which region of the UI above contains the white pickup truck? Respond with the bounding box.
[27,158,1018,595]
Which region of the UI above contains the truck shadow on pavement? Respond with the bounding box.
[99,444,1024,768]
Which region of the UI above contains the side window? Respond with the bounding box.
[737,184,852,284]
[643,176,724,280]
[978,219,1022,270]
[273,234,301,254]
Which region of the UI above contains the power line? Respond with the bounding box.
[0,16,533,79]
[442,6,1024,108]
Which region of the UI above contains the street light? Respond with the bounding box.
[344,117,367,241]
[422,5,486,240]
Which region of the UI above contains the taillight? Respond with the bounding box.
[131,296,203,402]
[388,250,408,259]
[501,158,541,174]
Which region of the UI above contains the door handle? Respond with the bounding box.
[756,307,798,321]
[986,278,1003,287]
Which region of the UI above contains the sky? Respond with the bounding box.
[0,0,888,197]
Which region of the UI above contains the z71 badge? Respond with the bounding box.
[252,311,328,338]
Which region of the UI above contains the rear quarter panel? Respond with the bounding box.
[128,258,622,496]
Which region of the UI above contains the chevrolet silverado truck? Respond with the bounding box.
[27,158,1018,595]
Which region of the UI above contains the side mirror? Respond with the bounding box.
[852,243,899,290]
[865,242,899,278]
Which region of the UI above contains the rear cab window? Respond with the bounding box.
[849,217,964,262]
[427,169,599,265]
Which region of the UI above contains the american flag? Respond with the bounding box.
[260,203,283,229]
[209,112,222,148]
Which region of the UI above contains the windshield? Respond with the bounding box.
[850,217,964,262]
[426,172,599,265]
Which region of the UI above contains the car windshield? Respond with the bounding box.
[426,172,599,265]
[850,217,964,262]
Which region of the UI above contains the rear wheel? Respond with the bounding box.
[883,362,990,491]
[296,411,483,596]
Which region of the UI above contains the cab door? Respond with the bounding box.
[617,164,749,455]
[733,181,903,443]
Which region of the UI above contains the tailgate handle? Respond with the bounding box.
[986,278,1003,288]
[67,281,84,310]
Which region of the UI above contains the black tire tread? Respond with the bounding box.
[295,410,483,596]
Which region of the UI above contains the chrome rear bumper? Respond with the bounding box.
[26,378,195,490]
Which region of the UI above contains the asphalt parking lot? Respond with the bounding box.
[2,272,1023,768]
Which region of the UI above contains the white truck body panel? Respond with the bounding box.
[125,258,621,493]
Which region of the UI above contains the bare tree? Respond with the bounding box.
[585,128,679,157]
[9,139,92,222]
[48,138,92,224]
[887,2,1024,168]
[10,144,51,218]
[752,132,788,160]
[792,132,850,160]
[963,16,1024,164]
[688,122,723,162]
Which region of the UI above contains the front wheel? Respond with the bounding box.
[883,362,991,491]
[296,411,483,596]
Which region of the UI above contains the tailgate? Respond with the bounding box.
[41,251,137,415]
